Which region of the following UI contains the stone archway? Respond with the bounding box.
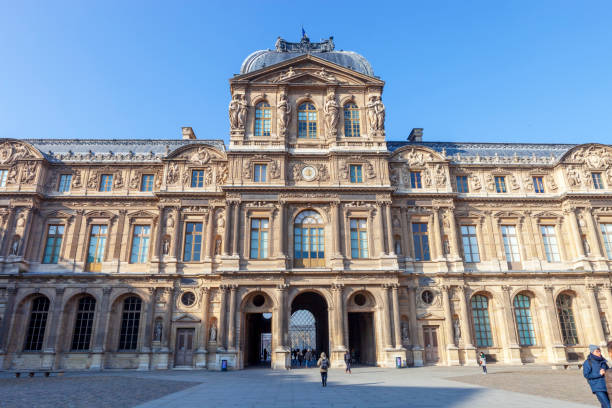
[290,292,329,362]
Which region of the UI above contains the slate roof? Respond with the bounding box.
[21,139,225,163]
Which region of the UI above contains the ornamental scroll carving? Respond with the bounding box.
[569,145,612,169]
[243,156,281,180]
[291,162,330,182]
[339,157,376,180]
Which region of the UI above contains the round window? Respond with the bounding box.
[252,294,265,307]
[181,292,196,307]
[354,293,367,306]
[421,290,434,305]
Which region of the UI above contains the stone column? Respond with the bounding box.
[584,209,604,258]
[374,206,385,256]
[17,207,34,258]
[391,284,403,348]
[476,216,487,261]
[138,289,155,370]
[441,285,460,365]
[564,207,585,259]
[112,210,127,264]
[195,288,210,368]
[90,287,112,370]
[204,209,214,260]
[223,202,232,256]
[152,206,165,261]
[172,208,181,260]
[273,284,289,369]
[385,203,395,255]
[331,283,346,352]
[586,284,606,347]
[399,208,411,260]
[232,203,240,256]
[407,286,423,366]
[331,202,341,257]
[0,287,17,353]
[45,288,66,369]
[501,285,522,364]
[432,207,443,260]
[227,285,237,351]
[446,208,460,260]
[457,285,474,348]
[543,285,567,363]
[217,286,227,351]
[380,284,393,349]
[0,207,16,259]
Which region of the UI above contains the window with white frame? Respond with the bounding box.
[501,225,521,264]
[540,225,561,262]
[460,225,480,263]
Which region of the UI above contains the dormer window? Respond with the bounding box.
[100,175,113,192]
[298,103,317,138]
[593,172,604,189]
[254,102,271,136]
[344,103,360,137]
[494,176,507,193]
[410,171,422,189]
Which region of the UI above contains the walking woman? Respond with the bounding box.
[317,352,330,387]
[478,352,487,374]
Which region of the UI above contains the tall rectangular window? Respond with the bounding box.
[99,174,113,192]
[460,225,480,263]
[191,170,204,187]
[0,169,7,187]
[593,172,604,189]
[533,176,544,193]
[601,223,612,259]
[250,219,269,259]
[494,176,507,193]
[541,225,561,262]
[42,225,64,264]
[349,165,363,183]
[501,225,521,264]
[58,174,72,192]
[141,174,154,191]
[350,219,369,259]
[130,225,151,263]
[183,222,202,262]
[254,164,267,182]
[86,225,108,272]
[456,176,468,193]
[410,171,422,189]
[412,223,430,261]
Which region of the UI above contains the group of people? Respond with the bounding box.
[291,348,317,368]
[584,343,612,408]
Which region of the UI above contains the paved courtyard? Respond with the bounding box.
[0,365,601,408]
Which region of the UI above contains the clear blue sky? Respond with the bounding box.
[1,1,611,145]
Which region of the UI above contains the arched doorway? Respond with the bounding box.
[347,291,377,366]
[242,292,273,368]
[290,292,329,363]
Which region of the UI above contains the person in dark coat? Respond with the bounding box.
[584,344,611,408]
[317,352,329,387]
[344,350,351,374]
[606,341,612,403]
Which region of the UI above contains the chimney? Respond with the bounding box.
[408,128,423,142]
[182,127,196,140]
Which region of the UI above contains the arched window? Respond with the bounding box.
[344,103,360,137]
[254,102,271,136]
[514,294,535,346]
[23,296,50,351]
[298,103,317,138]
[294,210,324,268]
[71,296,96,351]
[118,296,142,351]
[556,293,578,345]
[471,295,493,347]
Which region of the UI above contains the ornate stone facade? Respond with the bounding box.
[0,37,611,371]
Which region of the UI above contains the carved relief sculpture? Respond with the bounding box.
[471,174,482,191]
[166,162,179,185]
[434,164,446,187]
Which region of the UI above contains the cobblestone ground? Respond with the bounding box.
[0,374,199,408]
[0,366,600,408]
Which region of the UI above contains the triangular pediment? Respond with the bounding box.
[173,313,201,322]
[233,54,383,87]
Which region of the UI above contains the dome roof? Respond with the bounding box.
[240,36,374,77]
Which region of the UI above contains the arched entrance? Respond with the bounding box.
[242,292,273,368]
[290,292,329,362]
[347,291,377,366]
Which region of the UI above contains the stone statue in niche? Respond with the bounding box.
[582,235,591,255]
[153,320,163,342]
[214,238,222,256]
[324,92,339,137]
[367,95,385,131]
[442,238,450,255]
[277,92,291,136]
[162,238,170,255]
[237,95,247,129]
[209,324,217,342]
[566,166,581,187]
[453,319,461,345]
[401,321,409,341]
[10,237,19,256]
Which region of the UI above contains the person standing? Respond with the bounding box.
[304,349,312,368]
[478,352,487,374]
[584,344,610,408]
[317,352,329,387]
[298,349,304,367]
[605,341,612,403]
[344,350,352,374]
